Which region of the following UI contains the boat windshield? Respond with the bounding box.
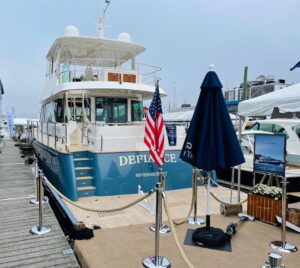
[245,122,289,139]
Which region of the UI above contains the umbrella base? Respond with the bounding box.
[192,227,227,247]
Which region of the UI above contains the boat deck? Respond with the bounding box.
[0,139,79,268]
[63,183,300,267]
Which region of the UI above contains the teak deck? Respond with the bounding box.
[65,179,300,268]
[0,139,79,268]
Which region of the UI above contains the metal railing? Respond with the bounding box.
[30,121,69,153]
[51,60,161,86]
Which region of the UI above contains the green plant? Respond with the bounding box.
[250,184,282,200]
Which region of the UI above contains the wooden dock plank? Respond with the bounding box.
[0,139,79,268]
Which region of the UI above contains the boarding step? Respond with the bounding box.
[72,151,89,159]
[76,176,94,187]
[77,186,96,198]
[73,157,92,167]
[75,166,93,177]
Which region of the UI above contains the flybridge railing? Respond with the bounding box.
[51,60,161,86]
[29,121,69,153]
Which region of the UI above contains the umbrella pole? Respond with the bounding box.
[206,171,211,229]
[188,168,205,225]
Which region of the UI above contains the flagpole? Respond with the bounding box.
[143,80,171,266]
[149,167,170,234]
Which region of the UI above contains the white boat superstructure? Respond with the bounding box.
[34,24,181,153]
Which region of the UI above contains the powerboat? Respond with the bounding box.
[218,119,300,191]
[30,14,192,201]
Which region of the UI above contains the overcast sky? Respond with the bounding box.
[0,0,300,118]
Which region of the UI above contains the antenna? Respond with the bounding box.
[98,0,111,38]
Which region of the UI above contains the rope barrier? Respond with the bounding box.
[172,176,196,225]
[209,188,248,205]
[163,197,194,268]
[43,177,154,213]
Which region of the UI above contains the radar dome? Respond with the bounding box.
[117,32,132,43]
[64,25,80,37]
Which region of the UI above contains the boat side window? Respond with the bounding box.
[44,102,55,123]
[131,100,143,121]
[40,105,46,122]
[95,97,127,123]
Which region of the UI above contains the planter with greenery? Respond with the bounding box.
[247,184,283,224]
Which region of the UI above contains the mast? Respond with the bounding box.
[98,0,111,38]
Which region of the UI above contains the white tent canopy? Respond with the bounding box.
[238,83,300,117]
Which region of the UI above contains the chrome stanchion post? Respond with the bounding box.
[270,177,297,253]
[188,168,205,225]
[261,252,285,268]
[30,170,51,235]
[30,158,47,205]
[149,168,170,233]
[143,183,171,268]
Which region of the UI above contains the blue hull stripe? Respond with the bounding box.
[32,141,193,201]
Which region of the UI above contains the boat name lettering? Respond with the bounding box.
[119,153,176,166]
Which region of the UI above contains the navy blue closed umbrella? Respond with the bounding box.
[180,68,245,170]
[180,66,245,235]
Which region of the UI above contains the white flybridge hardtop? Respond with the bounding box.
[42,26,166,103]
[46,34,146,67]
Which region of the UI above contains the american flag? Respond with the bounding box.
[144,82,165,167]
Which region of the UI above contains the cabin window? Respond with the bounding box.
[95,97,127,123]
[40,105,45,122]
[131,101,143,121]
[44,102,55,123]
[54,99,64,123]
